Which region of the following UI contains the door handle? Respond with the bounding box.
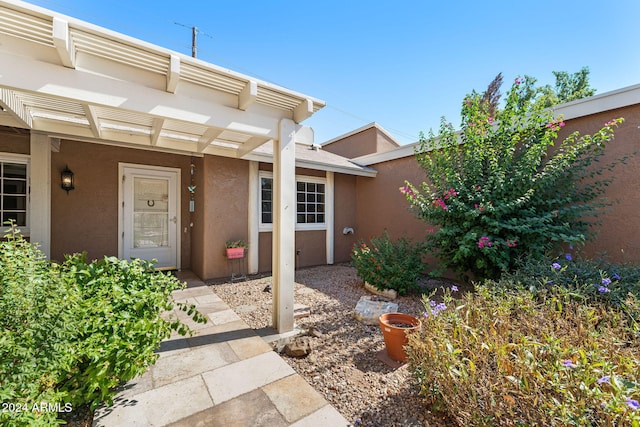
[170,216,177,224]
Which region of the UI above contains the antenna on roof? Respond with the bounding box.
[174,23,213,58]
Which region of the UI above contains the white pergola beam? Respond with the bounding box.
[0,52,282,141]
[150,118,164,145]
[237,135,269,158]
[52,17,74,68]
[197,128,224,153]
[166,55,180,93]
[82,104,101,138]
[293,98,313,123]
[0,89,31,128]
[238,80,257,110]
[272,118,296,333]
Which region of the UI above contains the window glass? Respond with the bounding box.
[260,175,326,226]
[1,162,27,227]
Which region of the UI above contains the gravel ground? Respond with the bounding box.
[208,264,458,427]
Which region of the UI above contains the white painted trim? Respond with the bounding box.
[248,161,259,274]
[29,133,50,257]
[118,162,181,269]
[326,172,334,265]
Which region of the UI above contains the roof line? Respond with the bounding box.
[321,121,400,146]
[353,82,640,166]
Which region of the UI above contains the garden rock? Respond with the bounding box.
[353,295,398,325]
[364,282,398,300]
[294,303,311,319]
[284,336,313,357]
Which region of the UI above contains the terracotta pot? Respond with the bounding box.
[226,247,245,259]
[379,312,420,362]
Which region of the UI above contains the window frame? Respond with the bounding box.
[258,171,327,232]
[0,155,30,235]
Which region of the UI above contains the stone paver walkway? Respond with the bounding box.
[93,271,348,427]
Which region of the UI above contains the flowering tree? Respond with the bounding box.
[401,76,625,280]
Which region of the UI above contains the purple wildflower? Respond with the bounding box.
[625,398,640,410]
[552,262,561,270]
[598,286,610,293]
[565,253,573,261]
[451,285,459,292]
[602,278,612,286]
[597,375,611,385]
[613,273,621,280]
[562,360,578,368]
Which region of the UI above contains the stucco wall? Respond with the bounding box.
[556,105,640,262]
[50,140,193,267]
[355,156,428,242]
[0,128,30,154]
[323,126,398,158]
[334,173,358,263]
[192,155,250,280]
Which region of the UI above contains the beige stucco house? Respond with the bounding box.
[0,0,375,332]
[1,0,639,333]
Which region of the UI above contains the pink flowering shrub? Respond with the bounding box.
[401,76,626,280]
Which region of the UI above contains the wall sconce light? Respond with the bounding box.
[61,166,74,193]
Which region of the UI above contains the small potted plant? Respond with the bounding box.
[225,240,247,259]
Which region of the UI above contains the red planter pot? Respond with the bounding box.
[379,312,420,362]
[226,247,245,259]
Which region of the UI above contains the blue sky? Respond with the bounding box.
[24,0,640,145]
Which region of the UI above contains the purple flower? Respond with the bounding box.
[552,262,561,270]
[562,360,578,368]
[597,375,610,385]
[429,300,437,308]
[422,311,430,319]
[432,303,447,315]
[565,253,573,261]
[625,398,640,410]
[451,285,459,292]
[613,273,621,280]
[602,278,612,286]
[598,286,610,293]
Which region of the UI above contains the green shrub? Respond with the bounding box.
[0,227,75,426]
[407,284,640,426]
[0,227,206,425]
[505,251,640,308]
[402,74,627,280]
[58,254,207,412]
[351,231,426,295]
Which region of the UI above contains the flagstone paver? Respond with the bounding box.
[93,271,348,426]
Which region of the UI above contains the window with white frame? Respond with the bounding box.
[0,159,28,229]
[259,172,326,230]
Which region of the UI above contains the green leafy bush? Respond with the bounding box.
[401,75,627,280]
[505,250,640,307]
[407,284,640,426]
[0,227,205,425]
[351,231,426,295]
[59,254,207,412]
[0,227,76,426]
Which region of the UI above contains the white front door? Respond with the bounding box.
[120,164,180,270]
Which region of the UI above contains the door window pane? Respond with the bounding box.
[133,177,169,248]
